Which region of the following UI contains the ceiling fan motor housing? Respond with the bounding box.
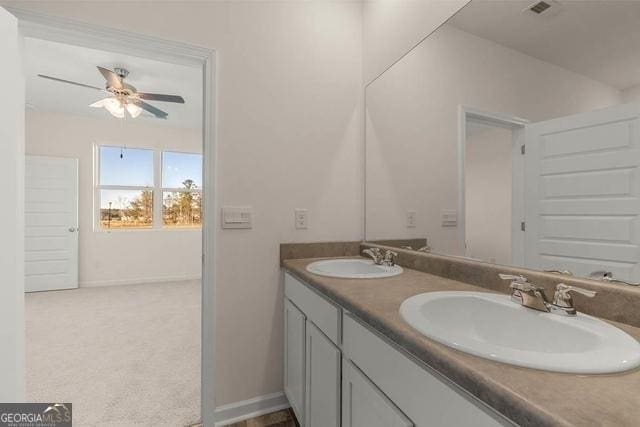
[114,67,129,79]
[108,68,137,96]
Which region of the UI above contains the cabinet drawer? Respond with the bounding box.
[284,272,340,345]
[342,314,513,427]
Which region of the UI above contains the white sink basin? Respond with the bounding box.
[306,258,403,279]
[400,291,640,374]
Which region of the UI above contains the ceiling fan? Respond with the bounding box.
[38,66,185,119]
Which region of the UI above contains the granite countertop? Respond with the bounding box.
[283,257,640,427]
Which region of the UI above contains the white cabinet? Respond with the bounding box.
[285,273,342,427]
[284,299,306,423]
[342,359,413,427]
[342,314,512,427]
[305,321,341,427]
[283,271,511,427]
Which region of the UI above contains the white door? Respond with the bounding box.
[305,321,340,427]
[342,359,413,427]
[25,156,79,292]
[524,103,640,280]
[0,5,26,401]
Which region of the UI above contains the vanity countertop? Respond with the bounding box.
[283,257,640,427]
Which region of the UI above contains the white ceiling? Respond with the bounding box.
[24,37,202,129]
[450,0,640,90]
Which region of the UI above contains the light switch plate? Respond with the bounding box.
[441,210,458,227]
[221,206,253,229]
[406,210,417,228]
[295,208,309,229]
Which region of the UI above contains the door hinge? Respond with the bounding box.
[521,221,526,231]
[521,144,526,155]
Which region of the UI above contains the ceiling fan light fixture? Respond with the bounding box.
[90,97,125,118]
[126,102,143,118]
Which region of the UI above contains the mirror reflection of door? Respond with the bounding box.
[524,103,640,282]
[464,119,515,265]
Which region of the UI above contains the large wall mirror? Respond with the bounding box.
[365,0,640,284]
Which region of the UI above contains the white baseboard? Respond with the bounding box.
[214,391,290,427]
[79,274,201,288]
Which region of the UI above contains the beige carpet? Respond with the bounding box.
[26,280,201,427]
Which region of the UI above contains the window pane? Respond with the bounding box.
[163,191,202,228]
[99,146,154,187]
[100,189,153,230]
[162,152,203,189]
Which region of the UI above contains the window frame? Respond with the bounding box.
[94,144,203,232]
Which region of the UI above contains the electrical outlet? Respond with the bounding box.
[406,210,417,228]
[295,209,309,229]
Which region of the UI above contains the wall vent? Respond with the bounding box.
[528,1,552,14]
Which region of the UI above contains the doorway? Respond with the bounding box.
[458,107,528,266]
[10,8,216,426]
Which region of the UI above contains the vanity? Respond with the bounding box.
[283,268,511,427]
[280,243,640,427]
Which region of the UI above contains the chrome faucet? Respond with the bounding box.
[362,248,384,265]
[362,248,398,267]
[383,250,398,266]
[498,274,597,316]
[589,270,640,286]
[400,245,431,253]
[499,274,549,312]
[544,269,573,276]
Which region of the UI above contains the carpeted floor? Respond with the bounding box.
[26,280,201,427]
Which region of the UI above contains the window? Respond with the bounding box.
[162,152,202,228]
[97,146,202,230]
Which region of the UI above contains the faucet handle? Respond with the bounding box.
[362,248,383,264]
[383,250,398,266]
[553,283,597,307]
[499,274,544,293]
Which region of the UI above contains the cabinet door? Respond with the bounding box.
[342,359,413,427]
[305,321,340,427]
[284,298,306,423]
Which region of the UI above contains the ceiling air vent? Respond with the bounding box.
[528,1,552,14]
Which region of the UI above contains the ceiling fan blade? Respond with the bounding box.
[38,74,105,91]
[133,100,168,119]
[97,66,123,89]
[137,93,185,103]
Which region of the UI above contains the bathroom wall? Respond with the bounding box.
[623,84,640,103]
[0,7,24,401]
[362,0,469,84]
[25,110,202,287]
[4,0,364,408]
[366,24,621,254]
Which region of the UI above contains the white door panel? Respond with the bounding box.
[25,156,78,292]
[342,359,413,427]
[525,103,640,280]
[284,298,306,424]
[305,321,340,427]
